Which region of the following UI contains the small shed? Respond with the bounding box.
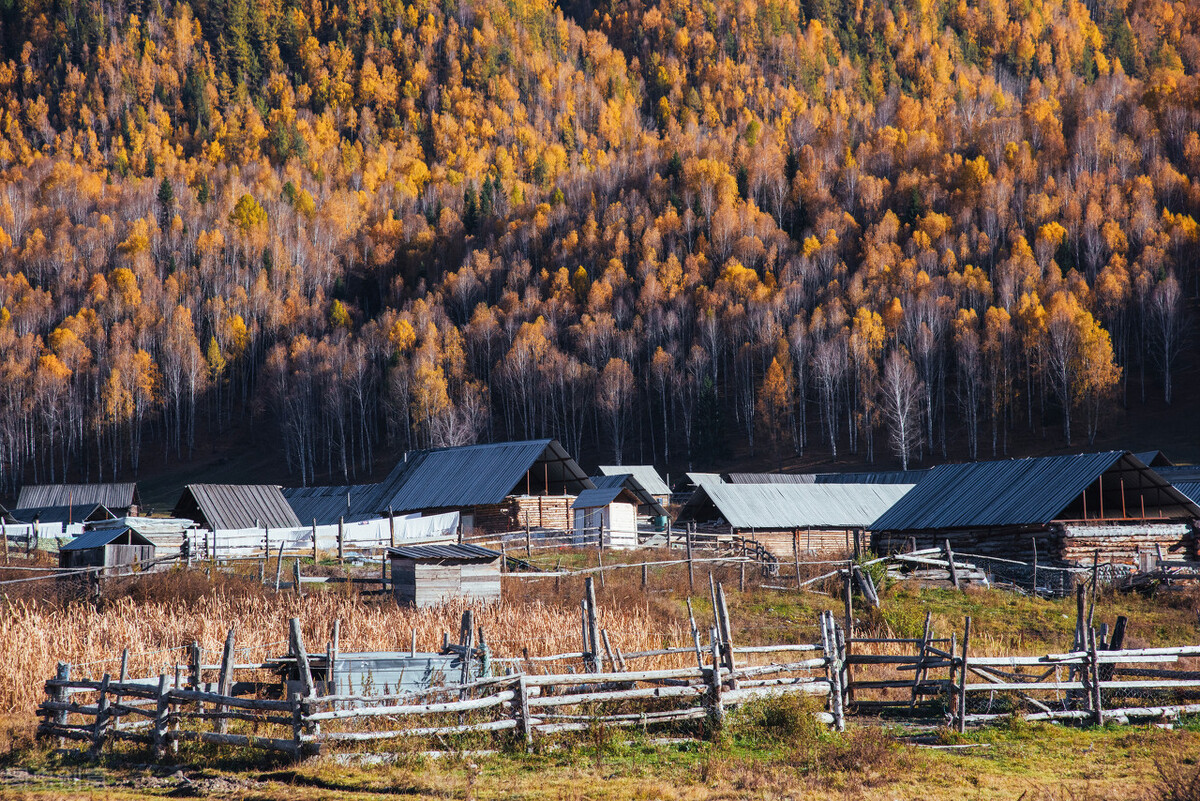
[59,527,156,575]
[573,486,640,548]
[388,543,502,607]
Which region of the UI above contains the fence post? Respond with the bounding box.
[1031,537,1039,596]
[274,542,285,592]
[706,628,724,732]
[686,527,695,593]
[216,626,236,734]
[311,519,318,563]
[189,642,203,714]
[945,539,961,590]
[514,674,532,750]
[51,662,70,747]
[89,673,111,758]
[584,577,601,672]
[956,617,971,733]
[389,507,396,548]
[152,673,169,758]
[337,517,345,565]
[293,558,303,598]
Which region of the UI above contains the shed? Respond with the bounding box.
[59,527,156,575]
[17,483,140,517]
[676,482,915,558]
[870,451,1200,566]
[85,516,195,558]
[596,465,670,504]
[387,543,502,607]
[572,486,641,548]
[172,484,302,532]
[373,439,594,533]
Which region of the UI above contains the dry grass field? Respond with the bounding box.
[2,549,1200,799]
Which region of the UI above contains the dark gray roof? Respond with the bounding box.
[677,483,915,529]
[724,473,816,484]
[16,483,138,511]
[173,484,302,531]
[387,543,500,561]
[1134,451,1173,467]
[871,451,1200,532]
[374,440,593,513]
[9,504,112,524]
[815,470,931,485]
[597,465,670,496]
[61,527,154,551]
[1153,465,1200,482]
[283,484,384,525]
[573,486,640,509]
[590,474,669,516]
[1172,482,1200,506]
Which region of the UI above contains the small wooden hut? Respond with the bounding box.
[572,486,640,548]
[59,528,156,575]
[387,543,502,607]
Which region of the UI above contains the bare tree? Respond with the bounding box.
[880,349,923,470]
[1151,273,1187,404]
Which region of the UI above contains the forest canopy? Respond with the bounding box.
[0,0,1195,487]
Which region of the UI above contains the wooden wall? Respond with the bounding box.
[391,557,502,607]
[752,529,855,560]
[872,522,1197,566]
[471,495,574,533]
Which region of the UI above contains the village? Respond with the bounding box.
[2,438,1200,792]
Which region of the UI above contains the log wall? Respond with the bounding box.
[469,496,574,533]
[754,529,854,559]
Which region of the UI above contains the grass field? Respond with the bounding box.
[2,548,1199,799]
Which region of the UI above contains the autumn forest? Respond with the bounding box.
[0,0,1195,489]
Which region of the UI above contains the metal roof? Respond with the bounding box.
[724,473,816,484]
[9,504,112,524]
[16,483,139,511]
[374,440,593,514]
[282,484,384,525]
[387,543,501,561]
[677,483,915,529]
[870,451,1200,532]
[173,484,302,531]
[816,470,931,485]
[685,472,723,487]
[61,527,155,551]
[590,474,669,516]
[1134,450,1173,467]
[597,465,670,496]
[1153,465,1200,482]
[1172,482,1200,505]
[88,516,194,536]
[573,486,640,509]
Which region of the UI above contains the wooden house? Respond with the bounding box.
[676,482,915,558]
[388,543,502,607]
[870,451,1200,566]
[59,527,156,576]
[372,440,594,534]
[572,486,640,548]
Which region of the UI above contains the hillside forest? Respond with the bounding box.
[0,0,1196,488]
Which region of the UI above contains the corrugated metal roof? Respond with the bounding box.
[870,451,1200,532]
[16,483,138,510]
[1134,450,1173,467]
[88,516,194,536]
[725,473,817,484]
[816,470,931,485]
[1172,482,1200,505]
[375,440,593,513]
[173,484,302,531]
[387,543,501,560]
[678,483,915,529]
[686,472,723,487]
[1153,465,1200,482]
[61,527,155,551]
[590,474,669,516]
[597,465,670,496]
[9,504,112,524]
[283,484,384,525]
[573,486,639,509]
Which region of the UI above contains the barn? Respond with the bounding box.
[870,451,1200,566]
[372,439,594,533]
[59,527,156,576]
[17,483,140,518]
[572,486,641,548]
[675,482,915,558]
[388,543,502,607]
[172,484,302,533]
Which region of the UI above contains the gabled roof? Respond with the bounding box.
[597,465,670,496]
[172,484,302,531]
[871,451,1200,532]
[10,504,113,525]
[685,472,723,488]
[61,527,154,551]
[283,484,384,525]
[1134,451,1173,467]
[373,440,593,514]
[591,474,669,516]
[1172,482,1200,506]
[16,483,139,511]
[724,473,816,484]
[573,486,641,509]
[678,483,915,529]
[387,543,500,561]
[815,470,931,485]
